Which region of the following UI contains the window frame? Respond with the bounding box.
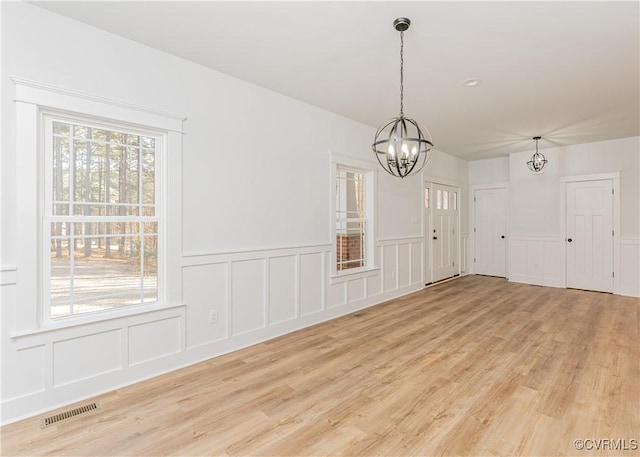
[12,77,184,333]
[41,112,165,323]
[330,153,377,279]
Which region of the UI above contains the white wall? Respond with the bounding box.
[0,3,469,424]
[469,137,640,295]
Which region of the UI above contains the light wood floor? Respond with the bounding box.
[2,276,639,456]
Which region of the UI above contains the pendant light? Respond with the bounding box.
[527,136,547,172]
[372,18,433,179]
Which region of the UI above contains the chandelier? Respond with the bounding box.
[527,136,547,172]
[372,18,433,179]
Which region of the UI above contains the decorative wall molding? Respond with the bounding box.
[508,235,565,288]
[619,237,640,297]
[11,76,186,126]
[1,237,426,425]
[0,265,18,286]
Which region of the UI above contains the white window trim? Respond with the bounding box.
[330,152,377,280]
[11,77,184,335]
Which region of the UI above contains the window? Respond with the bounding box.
[335,168,366,271]
[424,187,430,209]
[334,162,375,274]
[44,116,161,319]
[13,78,182,332]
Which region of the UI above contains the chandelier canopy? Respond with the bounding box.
[372,18,433,179]
[527,136,547,172]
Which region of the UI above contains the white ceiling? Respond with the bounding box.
[32,1,640,160]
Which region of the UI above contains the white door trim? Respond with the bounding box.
[560,172,621,294]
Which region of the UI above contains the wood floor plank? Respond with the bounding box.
[2,275,638,456]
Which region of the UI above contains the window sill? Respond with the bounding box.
[11,302,185,341]
[330,267,379,284]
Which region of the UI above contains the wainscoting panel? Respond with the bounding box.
[268,256,297,325]
[398,244,411,288]
[411,242,422,285]
[326,281,347,308]
[620,238,640,297]
[347,277,366,303]
[508,236,564,288]
[299,252,324,316]
[183,263,228,348]
[53,330,122,387]
[129,317,182,366]
[1,344,45,401]
[231,259,266,336]
[383,245,398,292]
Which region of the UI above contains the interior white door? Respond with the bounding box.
[566,179,613,292]
[431,183,459,283]
[474,188,507,277]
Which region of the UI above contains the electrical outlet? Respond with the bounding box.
[209,310,218,324]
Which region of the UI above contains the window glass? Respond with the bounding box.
[48,119,159,319]
[336,167,367,272]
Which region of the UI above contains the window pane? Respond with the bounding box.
[336,222,365,271]
[453,192,458,210]
[50,237,72,319]
[142,148,155,207]
[52,132,70,215]
[73,238,142,314]
[424,188,429,209]
[436,189,442,209]
[124,146,139,205]
[443,190,449,210]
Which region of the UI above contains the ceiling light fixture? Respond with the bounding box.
[527,136,547,172]
[372,17,433,179]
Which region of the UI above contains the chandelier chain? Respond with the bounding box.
[400,30,404,117]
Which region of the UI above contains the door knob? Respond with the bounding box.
[501,235,505,239]
[567,238,573,242]
[433,236,438,240]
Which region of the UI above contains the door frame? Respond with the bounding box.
[469,182,509,277]
[423,174,462,285]
[560,172,620,293]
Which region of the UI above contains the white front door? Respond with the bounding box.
[566,180,613,292]
[431,183,459,283]
[474,188,507,277]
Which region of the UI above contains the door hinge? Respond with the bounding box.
[474,196,477,202]
[612,230,614,236]
[474,227,476,233]
[612,188,614,195]
[474,258,476,263]
[612,272,615,278]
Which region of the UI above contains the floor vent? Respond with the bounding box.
[40,402,99,428]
